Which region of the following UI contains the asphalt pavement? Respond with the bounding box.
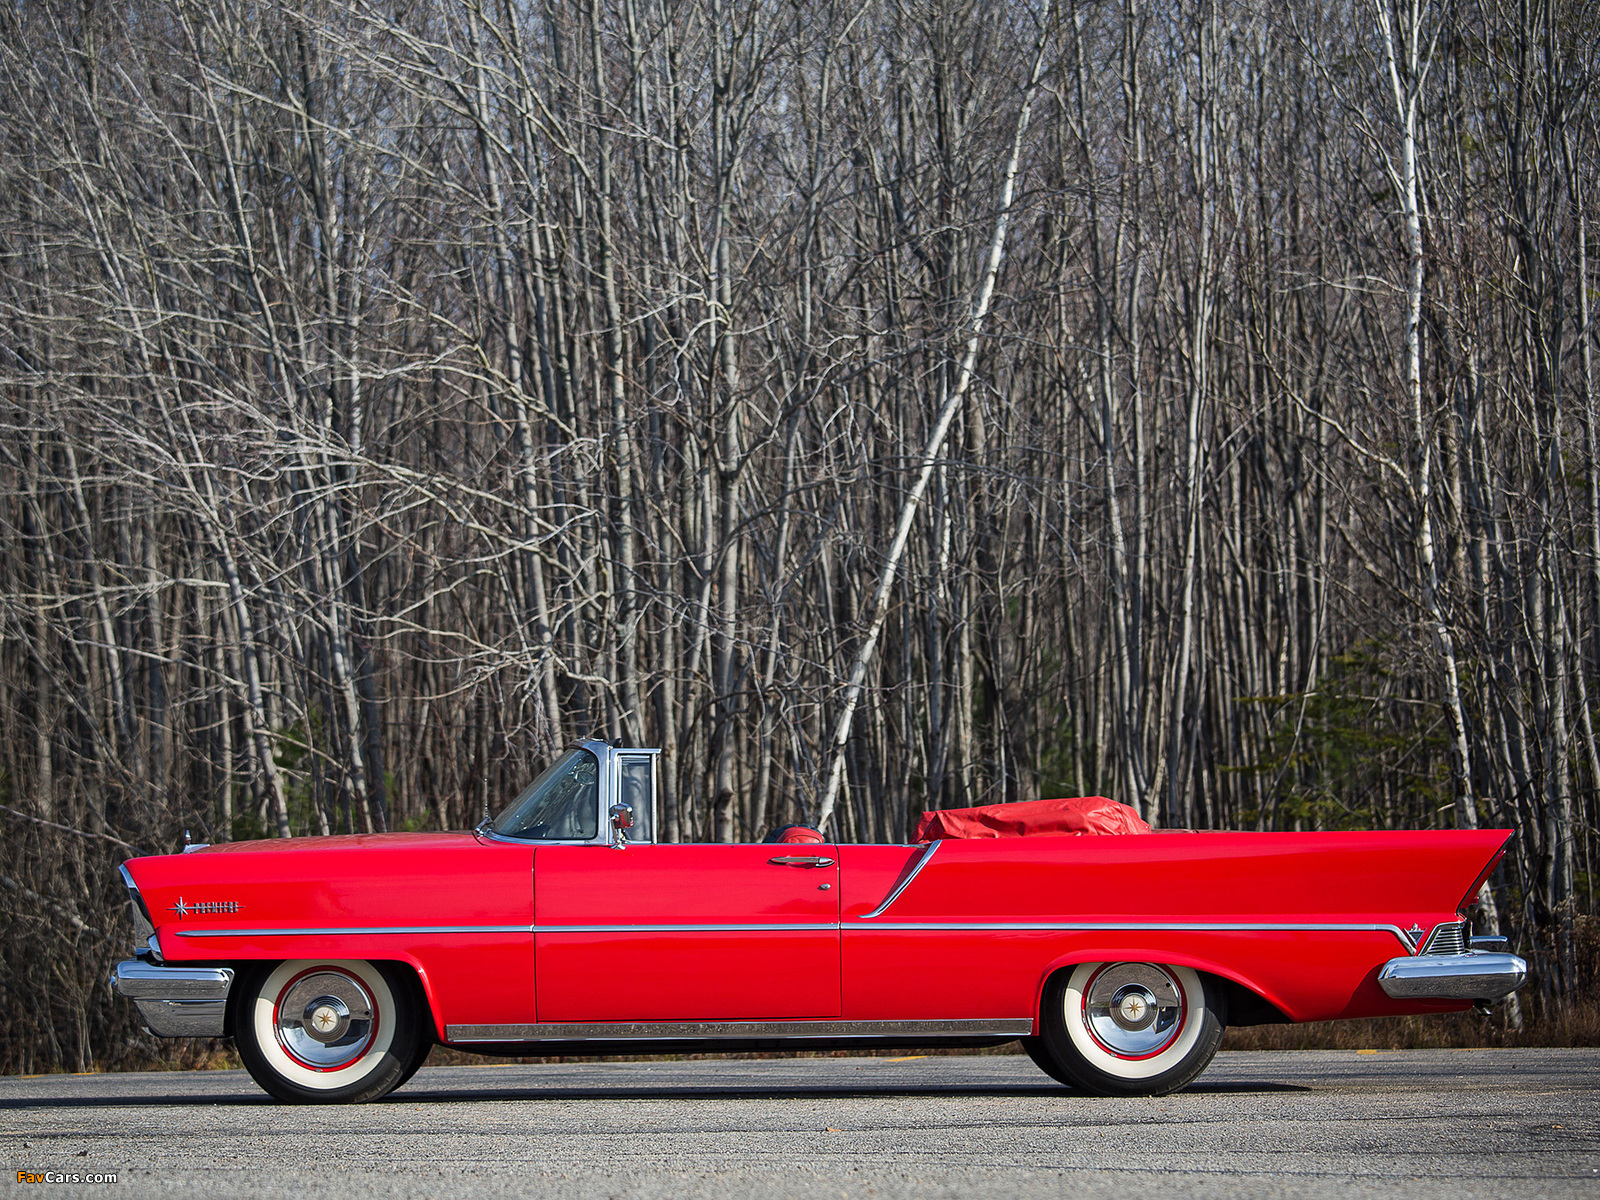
[2,1048,1596,1198]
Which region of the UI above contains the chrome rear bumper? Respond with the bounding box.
[112,960,234,1037]
[1377,950,1527,1002]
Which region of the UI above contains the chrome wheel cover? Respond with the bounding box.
[274,968,378,1070]
[1081,963,1186,1059]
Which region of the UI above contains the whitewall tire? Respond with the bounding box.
[1034,961,1226,1096]
[234,960,423,1104]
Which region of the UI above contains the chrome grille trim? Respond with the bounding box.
[1420,919,1468,956]
[120,863,158,959]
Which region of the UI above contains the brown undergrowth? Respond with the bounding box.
[413,999,1600,1069]
[36,1001,1600,1077]
[52,979,1600,1077]
[1220,998,1600,1051]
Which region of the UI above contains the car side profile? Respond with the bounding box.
[112,740,1527,1103]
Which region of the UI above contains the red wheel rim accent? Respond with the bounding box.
[270,965,381,1073]
[1080,963,1189,1062]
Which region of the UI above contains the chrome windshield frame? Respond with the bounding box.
[608,745,660,846]
[479,740,657,847]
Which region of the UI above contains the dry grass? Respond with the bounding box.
[116,1039,241,1073]
[1221,998,1600,1051]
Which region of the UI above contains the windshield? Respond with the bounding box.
[490,748,600,840]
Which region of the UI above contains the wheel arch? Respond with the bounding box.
[222,954,444,1043]
[1033,947,1292,1031]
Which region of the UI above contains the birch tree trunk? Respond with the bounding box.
[816,0,1057,833]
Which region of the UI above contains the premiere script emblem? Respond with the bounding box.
[168,897,242,919]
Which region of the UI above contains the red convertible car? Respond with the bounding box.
[113,740,1526,1103]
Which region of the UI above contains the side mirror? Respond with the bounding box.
[609,802,634,848]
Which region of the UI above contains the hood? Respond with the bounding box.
[122,830,532,959]
[182,830,482,855]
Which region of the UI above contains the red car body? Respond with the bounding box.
[125,827,1512,1034]
[111,741,1526,1102]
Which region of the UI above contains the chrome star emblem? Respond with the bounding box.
[165,896,240,919]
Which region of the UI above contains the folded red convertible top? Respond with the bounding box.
[914,796,1152,841]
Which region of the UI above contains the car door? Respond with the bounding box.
[533,843,841,1022]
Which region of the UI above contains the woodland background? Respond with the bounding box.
[2,0,1597,1072]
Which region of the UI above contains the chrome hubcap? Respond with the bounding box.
[1083,963,1184,1058]
[305,995,352,1043]
[275,971,376,1069]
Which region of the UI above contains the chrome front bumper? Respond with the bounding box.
[1377,950,1527,1002]
[112,960,234,1037]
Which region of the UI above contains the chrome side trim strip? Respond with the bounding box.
[845,919,1420,951]
[173,918,1417,951]
[534,923,839,934]
[444,1018,1034,1043]
[174,922,838,939]
[859,841,940,919]
[173,924,532,938]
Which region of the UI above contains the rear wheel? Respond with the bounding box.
[1036,961,1226,1096]
[234,960,423,1104]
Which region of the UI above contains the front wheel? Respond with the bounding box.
[234,960,424,1104]
[1019,1035,1074,1087]
[1034,961,1226,1096]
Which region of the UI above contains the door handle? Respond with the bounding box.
[768,855,836,868]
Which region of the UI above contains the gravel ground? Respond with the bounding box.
[2,1048,1596,1199]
